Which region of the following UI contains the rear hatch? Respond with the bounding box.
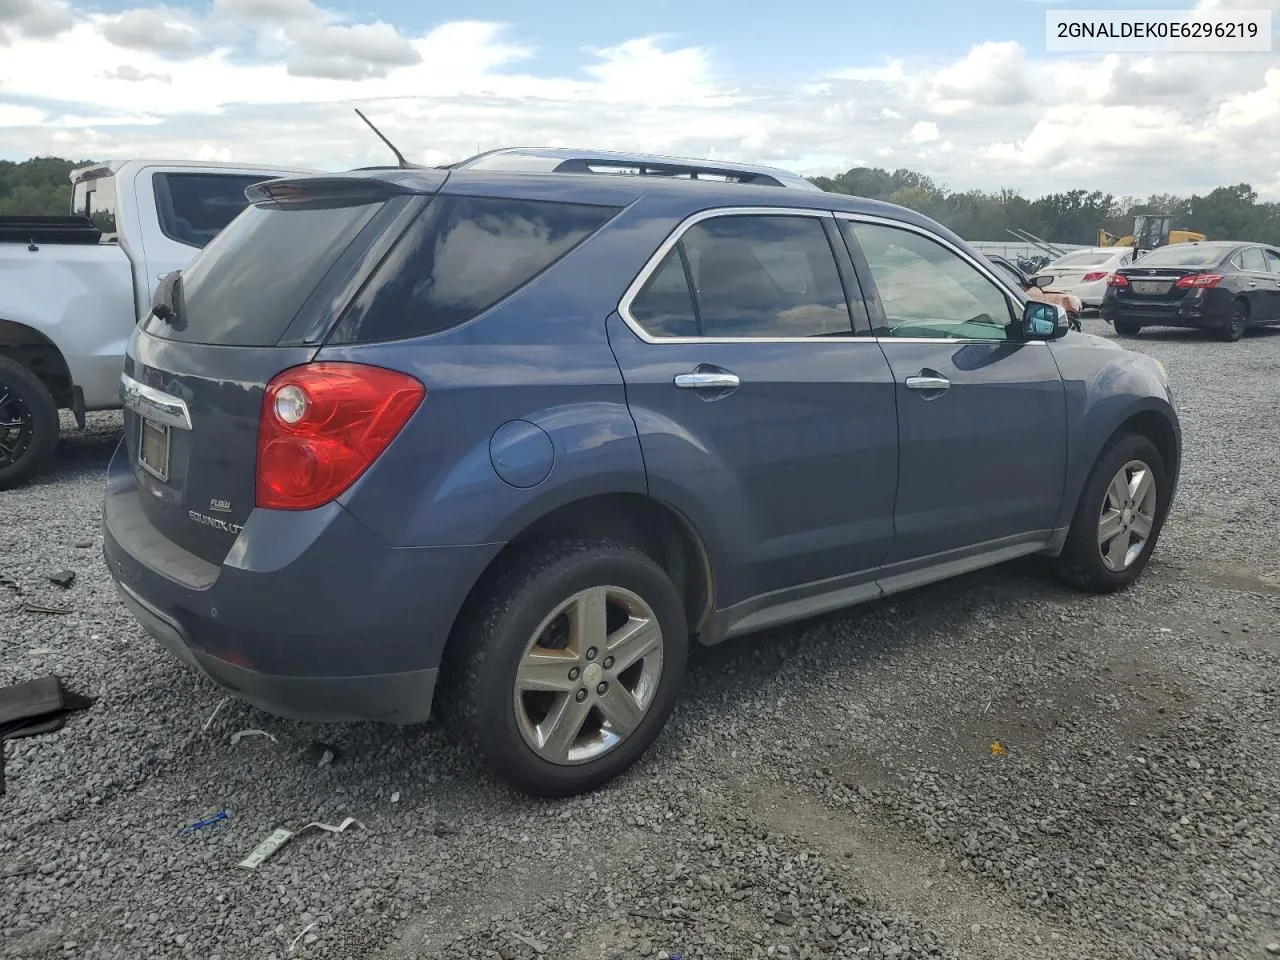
[121,173,441,565]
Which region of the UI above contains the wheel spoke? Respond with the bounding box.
[0,419,24,429]
[1102,530,1130,570]
[607,616,661,674]
[1098,511,1125,544]
[515,652,578,693]
[1130,511,1153,540]
[596,684,644,737]
[1108,471,1130,508]
[571,587,609,652]
[1130,467,1153,506]
[537,694,592,761]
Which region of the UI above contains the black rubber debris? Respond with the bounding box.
[47,570,76,588]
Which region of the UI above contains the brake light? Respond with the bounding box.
[1081,272,1108,282]
[256,362,425,510]
[1175,274,1223,289]
[1106,274,1129,287]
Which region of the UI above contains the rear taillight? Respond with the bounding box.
[256,362,425,510]
[1081,272,1108,282]
[1106,274,1129,287]
[1175,274,1223,289]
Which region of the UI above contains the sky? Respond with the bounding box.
[1,0,1278,199]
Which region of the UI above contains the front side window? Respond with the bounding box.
[628,214,853,339]
[842,220,1016,340]
[154,173,271,248]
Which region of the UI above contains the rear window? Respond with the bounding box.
[328,196,620,344]
[1132,245,1226,267]
[1050,250,1111,268]
[154,172,272,248]
[72,174,117,236]
[144,201,382,346]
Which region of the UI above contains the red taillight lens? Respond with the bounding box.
[256,362,425,510]
[1081,272,1108,282]
[1106,273,1129,287]
[1175,274,1223,289]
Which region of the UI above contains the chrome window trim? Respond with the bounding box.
[616,206,877,344]
[616,206,1047,347]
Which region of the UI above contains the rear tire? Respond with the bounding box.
[1113,319,1141,336]
[444,537,688,798]
[1054,433,1169,594]
[1219,299,1248,342]
[0,356,59,491]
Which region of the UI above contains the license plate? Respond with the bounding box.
[138,417,171,481]
[1131,281,1170,295]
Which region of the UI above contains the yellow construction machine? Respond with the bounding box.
[1098,215,1206,250]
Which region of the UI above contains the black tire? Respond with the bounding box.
[444,537,689,798]
[1113,319,1141,336]
[1219,299,1248,342]
[1054,433,1170,594]
[0,355,59,491]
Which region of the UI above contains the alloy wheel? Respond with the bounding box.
[1097,459,1158,572]
[0,385,34,469]
[512,585,664,765]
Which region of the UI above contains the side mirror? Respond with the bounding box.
[1031,273,1054,288]
[1021,300,1069,340]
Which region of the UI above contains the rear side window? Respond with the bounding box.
[1265,250,1280,273]
[627,214,853,339]
[145,201,382,346]
[1238,247,1267,272]
[73,175,117,236]
[329,196,620,344]
[154,172,272,248]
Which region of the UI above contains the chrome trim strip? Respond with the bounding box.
[120,373,192,431]
[615,206,1046,348]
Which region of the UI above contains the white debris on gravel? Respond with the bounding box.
[3,326,1279,960]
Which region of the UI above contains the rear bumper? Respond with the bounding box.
[1100,296,1229,329]
[102,439,502,724]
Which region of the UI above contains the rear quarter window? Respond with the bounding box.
[328,196,621,344]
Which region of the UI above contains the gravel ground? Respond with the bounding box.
[2,323,1279,960]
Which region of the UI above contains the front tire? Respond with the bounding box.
[446,537,688,797]
[0,356,59,491]
[1054,434,1169,593]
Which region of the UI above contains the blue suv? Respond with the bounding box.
[104,149,1181,797]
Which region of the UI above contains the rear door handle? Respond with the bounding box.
[675,371,740,389]
[905,375,951,391]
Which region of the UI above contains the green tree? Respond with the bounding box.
[0,157,97,217]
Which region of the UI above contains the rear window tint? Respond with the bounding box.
[328,196,620,344]
[144,201,381,346]
[1132,245,1226,267]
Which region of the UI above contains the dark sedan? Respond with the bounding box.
[1101,241,1280,341]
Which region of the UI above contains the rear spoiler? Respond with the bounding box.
[245,171,447,208]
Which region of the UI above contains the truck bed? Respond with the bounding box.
[0,216,104,246]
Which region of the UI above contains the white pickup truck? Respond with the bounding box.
[0,158,316,489]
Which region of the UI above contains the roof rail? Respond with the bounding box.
[445,147,823,191]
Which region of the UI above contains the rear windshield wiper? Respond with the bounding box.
[151,271,186,330]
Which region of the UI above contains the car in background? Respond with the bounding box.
[104,150,1180,798]
[1101,241,1280,341]
[1037,247,1135,308]
[984,254,1083,327]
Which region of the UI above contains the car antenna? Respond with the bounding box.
[353,108,417,169]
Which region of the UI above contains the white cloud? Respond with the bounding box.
[1,5,1278,202]
[0,0,72,42]
[100,7,201,54]
[908,120,938,144]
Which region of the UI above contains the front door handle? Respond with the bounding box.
[675,370,740,390]
[905,375,951,391]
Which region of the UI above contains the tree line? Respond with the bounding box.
[3,155,1278,245]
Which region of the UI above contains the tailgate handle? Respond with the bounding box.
[120,373,192,431]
